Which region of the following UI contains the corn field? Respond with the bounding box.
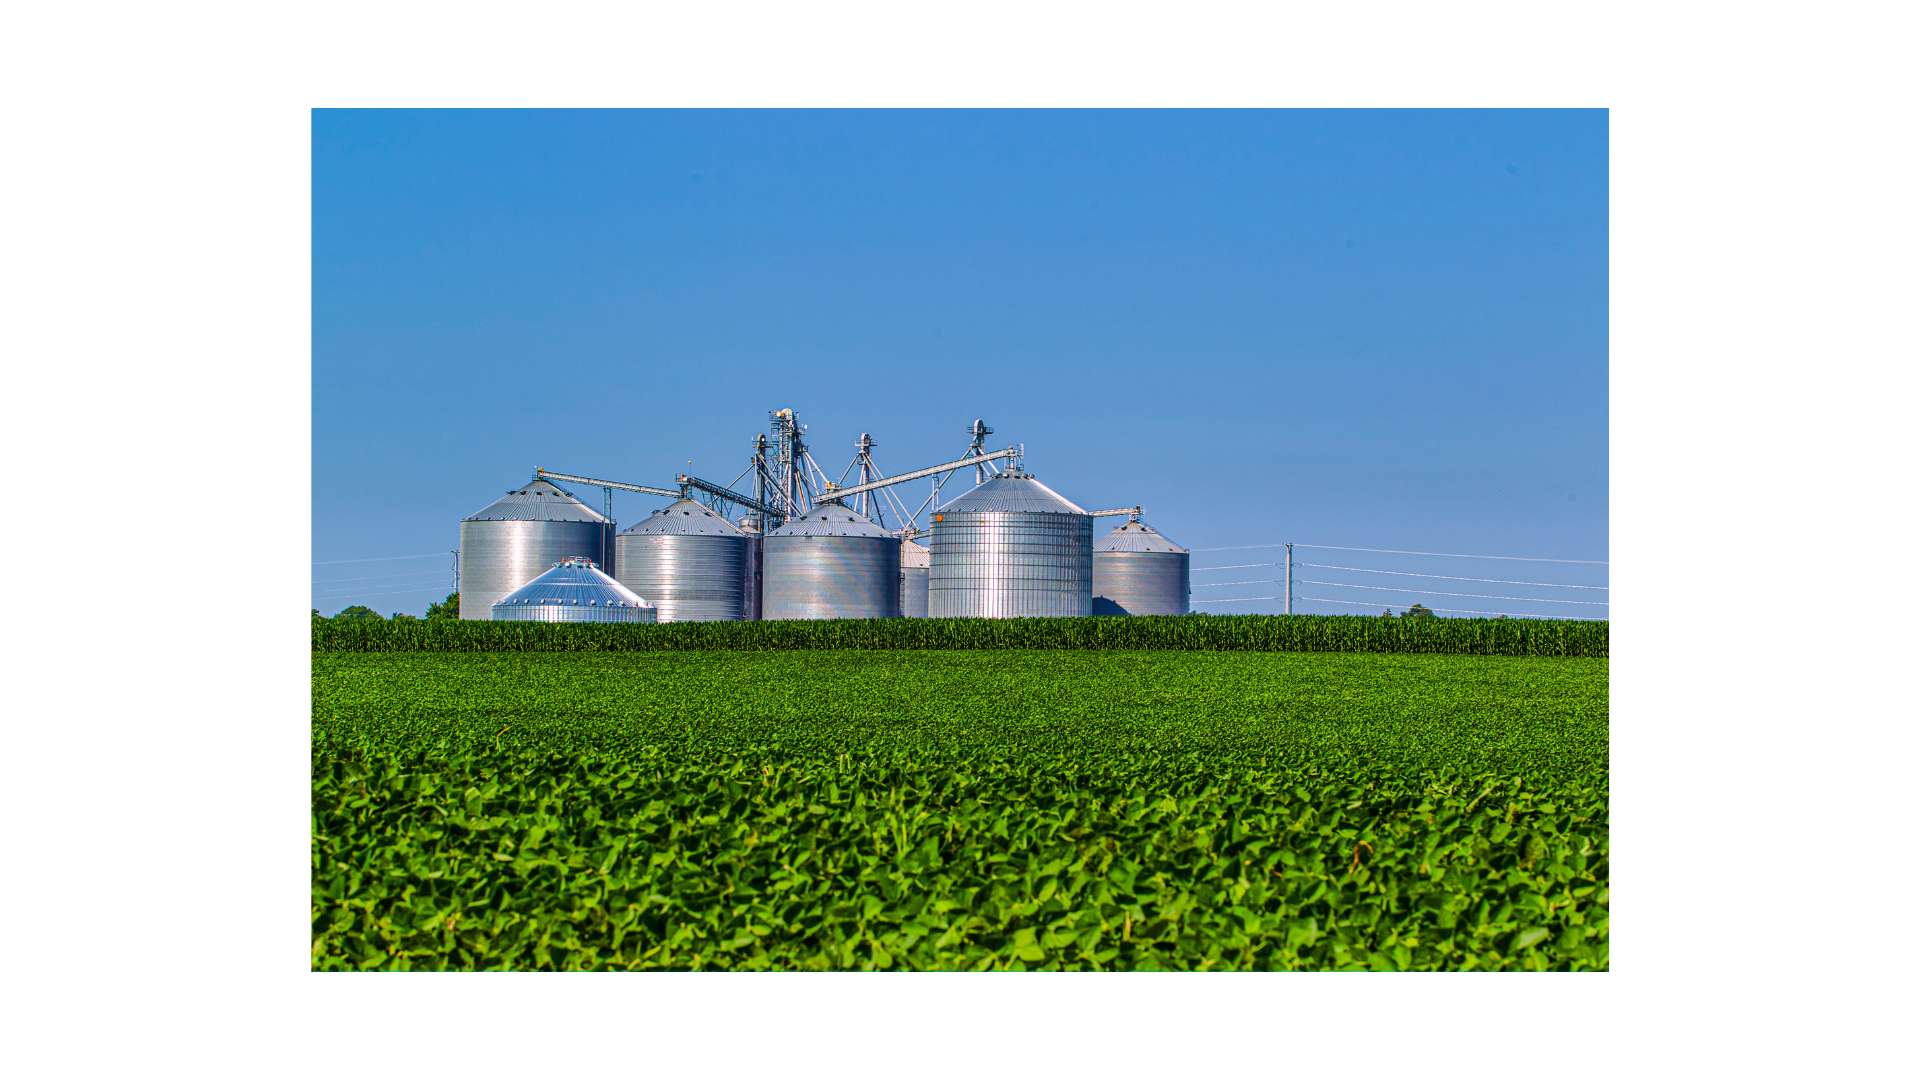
[312,613,1607,658]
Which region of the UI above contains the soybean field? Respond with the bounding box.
[313,649,1608,971]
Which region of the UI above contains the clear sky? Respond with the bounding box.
[313,109,1608,619]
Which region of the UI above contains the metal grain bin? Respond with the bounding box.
[615,499,747,622]
[929,469,1092,618]
[1093,520,1190,615]
[491,557,656,622]
[900,535,930,618]
[739,516,765,621]
[763,504,902,620]
[460,479,615,619]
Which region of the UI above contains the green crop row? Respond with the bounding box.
[313,650,1608,971]
[312,612,1607,657]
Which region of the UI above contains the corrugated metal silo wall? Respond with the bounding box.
[929,511,1093,618]
[458,520,613,620]
[762,536,902,620]
[900,566,930,617]
[614,533,747,622]
[1092,551,1191,615]
[742,535,763,620]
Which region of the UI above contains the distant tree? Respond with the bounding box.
[425,592,460,620]
[1402,604,1436,619]
[334,605,383,620]
[311,608,321,619]
[391,612,418,621]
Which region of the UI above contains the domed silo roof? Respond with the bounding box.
[763,503,901,620]
[621,498,743,536]
[929,469,1093,618]
[1093,519,1190,616]
[898,535,931,618]
[464,479,610,524]
[459,479,616,620]
[900,535,931,568]
[490,557,656,622]
[1095,520,1188,553]
[934,471,1088,516]
[615,499,749,623]
[770,504,896,537]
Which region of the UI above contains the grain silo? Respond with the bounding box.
[614,499,747,622]
[928,467,1092,618]
[460,479,615,619]
[763,503,902,620]
[738,515,765,621]
[490,557,656,622]
[899,534,930,618]
[1092,519,1190,615]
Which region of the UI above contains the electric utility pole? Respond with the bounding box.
[1285,543,1293,615]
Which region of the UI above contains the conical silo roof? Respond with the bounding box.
[936,471,1087,516]
[900,535,930,568]
[491,557,653,610]
[620,498,744,536]
[770,503,894,538]
[1096,520,1187,554]
[464,479,609,523]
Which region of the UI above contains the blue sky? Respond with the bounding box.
[313,109,1607,618]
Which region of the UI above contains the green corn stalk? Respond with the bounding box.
[313,612,1607,658]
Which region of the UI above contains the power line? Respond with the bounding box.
[1191,562,1277,572]
[1296,597,1581,619]
[1194,542,1605,564]
[313,576,452,592]
[311,583,452,601]
[1193,579,1277,588]
[1297,580,1608,605]
[1296,544,1606,564]
[1188,595,1589,619]
[312,570,450,585]
[311,584,453,599]
[312,552,450,566]
[1300,563,1608,589]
